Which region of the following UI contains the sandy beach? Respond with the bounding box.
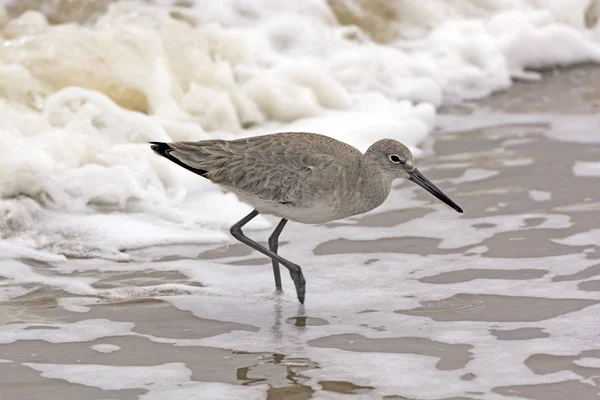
[1,64,599,399]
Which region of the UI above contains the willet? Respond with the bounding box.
[151,132,462,303]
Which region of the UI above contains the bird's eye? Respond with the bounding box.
[389,154,403,163]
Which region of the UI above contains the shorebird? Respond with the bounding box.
[151,132,462,303]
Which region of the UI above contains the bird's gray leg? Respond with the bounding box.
[230,210,306,303]
[268,218,288,293]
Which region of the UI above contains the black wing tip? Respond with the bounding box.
[149,141,209,178]
[149,142,172,156]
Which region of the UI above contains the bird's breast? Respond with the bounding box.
[239,195,340,224]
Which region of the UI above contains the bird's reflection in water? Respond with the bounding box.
[270,296,307,342]
[270,297,283,342]
[233,298,314,395]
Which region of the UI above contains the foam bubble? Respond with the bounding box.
[23,361,268,399]
[24,362,192,391]
[449,168,500,184]
[573,357,600,368]
[545,115,600,143]
[0,241,66,262]
[0,319,135,344]
[91,344,121,353]
[139,382,268,400]
[573,161,600,177]
[529,190,552,202]
[553,229,600,247]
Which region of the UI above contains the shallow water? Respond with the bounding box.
[2,1,600,399]
[2,65,600,399]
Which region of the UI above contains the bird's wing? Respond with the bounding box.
[164,132,361,204]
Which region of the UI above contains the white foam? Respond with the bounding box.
[503,158,534,167]
[23,362,192,390]
[91,344,121,353]
[0,286,37,302]
[322,209,572,250]
[545,115,600,144]
[573,161,600,177]
[139,382,267,400]
[0,259,98,296]
[0,240,66,262]
[153,246,600,397]
[0,319,135,344]
[272,105,432,154]
[449,168,500,184]
[23,361,268,399]
[55,296,105,313]
[573,357,600,368]
[553,229,600,247]
[1,1,600,258]
[2,192,599,398]
[529,190,552,202]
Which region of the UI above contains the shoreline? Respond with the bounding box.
[1,64,599,398]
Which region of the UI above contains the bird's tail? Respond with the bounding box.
[149,141,209,178]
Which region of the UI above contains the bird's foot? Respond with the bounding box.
[289,269,306,304]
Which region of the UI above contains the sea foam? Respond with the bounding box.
[1,0,600,259]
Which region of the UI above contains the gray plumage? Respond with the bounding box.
[150,132,462,303]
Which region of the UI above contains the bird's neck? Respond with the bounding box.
[352,157,393,213]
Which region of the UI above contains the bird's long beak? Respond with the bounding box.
[408,168,463,213]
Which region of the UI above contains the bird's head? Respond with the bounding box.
[365,139,463,213]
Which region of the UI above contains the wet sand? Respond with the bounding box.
[2,66,600,399]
